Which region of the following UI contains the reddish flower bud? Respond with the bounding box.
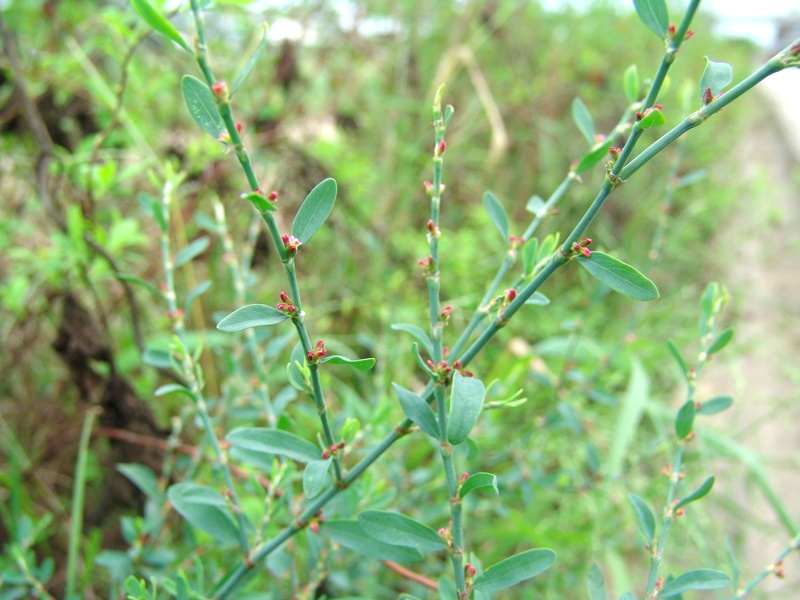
[235,121,243,135]
[310,522,320,533]
[580,247,592,258]
[675,508,685,518]
[424,181,434,195]
[459,472,469,484]
[211,81,227,96]
[635,111,643,121]
[581,237,592,247]
[280,291,291,304]
[610,147,621,159]
[505,289,516,302]
[684,30,694,40]
[702,86,714,105]
[268,191,278,201]
[321,450,330,459]
[667,24,677,37]
[437,140,447,155]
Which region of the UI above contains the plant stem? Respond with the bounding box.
[187,0,343,481]
[64,406,100,600]
[160,177,251,553]
[732,530,800,598]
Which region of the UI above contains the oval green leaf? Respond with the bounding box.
[666,340,688,381]
[358,510,447,552]
[460,472,498,499]
[181,75,225,139]
[291,178,337,244]
[154,383,195,400]
[633,0,669,39]
[675,475,715,511]
[117,463,162,500]
[575,138,615,174]
[628,493,655,543]
[571,97,595,146]
[639,108,665,129]
[175,236,210,267]
[658,569,730,598]
[696,395,733,416]
[320,520,423,563]
[185,279,212,315]
[230,23,268,99]
[707,327,734,356]
[587,563,609,600]
[167,483,240,545]
[576,252,659,301]
[303,458,332,499]
[319,355,376,372]
[132,0,191,52]
[392,383,439,438]
[624,64,640,105]
[216,304,289,332]
[226,427,320,463]
[699,58,733,101]
[391,323,434,357]
[525,194,545,214]
[473,548,557,592]
[675,399,695,439]
[483,191,509,244]
[447,373,486,445]
[525,292,550,306]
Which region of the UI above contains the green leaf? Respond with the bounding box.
[447,373,486,445]
[483,191,509,243]
[460,472,498,499]
[587,563,610,600]
[628,494,655,544]
[117,464,162,500]
[707,327,734,355]
[291,178,337,244]
[241,191,277,213]
[303,459,332,499]
[358,510,447,552]
[525,292,550,306]
[142,348,172,369]
[473,548,556,592]
[185,280,212,314]
[181,75,225,139]
[633,0,669,39]
[226,427,320,463]
[174,236,210,267]
[287,342,310,393]
[700,58,733,102]
[320,520,423,563]
[675,400,695,439]
[623,64,640,104]
[154,383,195,400]
[522,238,539,276]
[319,355,376,372]
[606,359,649,475]
[675,476,715,511]
[391,323,434,357]
[438,576,458,600]
[576,252,659,301]
[216,304,289,332]
[575,138,615,174]
[116,273,165,300]
[230,23,268,98]
[525,194,545,214]
[697,395,733,416]
[571,97,595,146]
[167,483,241,545]
[666,340,688,381]
[638,108,665,129]
[392,383,439,438]
[132,0,191,52]
[658,569,730,598]
[412,342,438,379]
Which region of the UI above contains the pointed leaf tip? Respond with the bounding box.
[292,178,337,244]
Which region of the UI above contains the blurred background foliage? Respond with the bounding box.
[0,0,794,598]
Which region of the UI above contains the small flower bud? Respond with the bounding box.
[505,289,517,302]
[580,237,592,247]
[459,472,469,484]
[424,181,434,195]
[684,30,694,40]
[702,86,714,106]
[211,81,228,97]
[436,140,447,156]
[321,450,330,459]
[268,191,278,201]
[667,24,677,38]
[610,147,621,159]
[280,291,291,304]
[310,522,320,533]
[427,219,441,238]
[439,305,452,322]
[675,508,685,518]
[235,121,243,135]
[580,247,592,258]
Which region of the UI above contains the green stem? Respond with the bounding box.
[733,530,800,598]
[64,406,99,599]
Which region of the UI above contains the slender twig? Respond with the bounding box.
[732,530,800,598]
[382,560,439,591]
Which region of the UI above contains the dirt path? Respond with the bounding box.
[699,66,800,596]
